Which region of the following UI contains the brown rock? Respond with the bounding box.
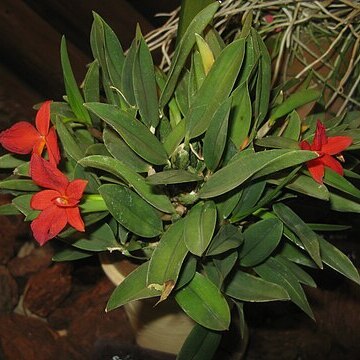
[8,243,54,278]
[0,265,18,313]
[0,313,58,360]
[23,263,72,317]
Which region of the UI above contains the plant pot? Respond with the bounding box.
[100,253,194,355]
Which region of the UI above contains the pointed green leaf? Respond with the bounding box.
[85,102,168,165]
[79,155,174,214]
[0,154,26,169]
[203,98,231,171]
[177,324,222,360]
[324,168,360,199]
[133,37,159,128]
[106,261,161,311]
[121,38,137,106]
[160,2,220,107]
[255,136,300,149]
[53,247,93,261]
[225,270,289,302]
[273,203,322,268]
[103,127,150,173]
[199,149,317,198]
[60,37,91,125]
[184,201,217,256]
[146,169,202,185]
[239,218,283,267]
[0,179,39,192]
[187,39,245,139]
[175,272,230,331]
[99,184,162,238]
[319,236,360,284]
[282,110,301,140]
[147,219,188,292]
[0,203,21,215]
[206,224,243,256]
[329,192,360,212]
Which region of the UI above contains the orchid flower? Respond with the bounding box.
[300,121,352,184]
[0,101,60,165]
[29,154,88,245]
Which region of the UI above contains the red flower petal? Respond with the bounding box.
[30,205,67,245]
[307,158,325,184]
[300,140,311,151]
[312,121,327,151]
[35,100,51,136]
[66,179,88,200]
[45,127,61,165]
[321,136,352,155]
[30,154,68,192]
[0,122,39,154]
[66,207,85,232]
[32,137,46,157]
[320,154,344,176]
[31,189,61,210]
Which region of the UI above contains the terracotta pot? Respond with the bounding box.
[100,253,194,355]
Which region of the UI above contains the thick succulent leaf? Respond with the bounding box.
[106,261,161,311]
[133,37,159,128]
[146,170,202,185]
[239,218,283,267]
[175,272,231,331]
[60,37,92,125]
[184,201,217,256]
[186,38,245,139]
[99,184,163,238]
[177,324,222,360]
[225,270,289,302]
[147,219,188,299]
[273,203,322,268]
[79,155,174,213]
[318,236,360,284]
[206,224,243,256]
[85,102,168,165]
[255,257,314,319]
[160,2,220,107]
[203,97,232,172]
[199,149,317,198]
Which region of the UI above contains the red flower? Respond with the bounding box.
[0,100,60,165]
[300,121,352,184]
[29,154,88,245]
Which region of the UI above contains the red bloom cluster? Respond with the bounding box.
[0,101,87,245]
[300,121,352,184]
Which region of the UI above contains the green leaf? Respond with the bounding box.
[160,2,220,107]
[253,29,271,124]
[187,39,245,139]
[133,37,159,128]
[55,119,85,162]
[12,194,34,216]
[147,219,188,299]
[269,89,321,122]
[0,179,39,192]
[146,169,202,185]
[225,270,289,302]
[60,37,92,125]
[329,192,360,212]
[163,120,186,156]
[184,201,217,256]
[0,203,21,215]
[85,102,168,165]
[255,257,314,319]
[106,261,161,311]
[103,127,150,173]
[206,224,243,256]
[324,168,360,199]
[53,247,93,261]
[83,60,100,103]
[203,98,231,171]
[195,33,215,75]
[67,223,120,252]
[229,81,252,149]
[282,111,301,140]
[273,203,322,268]
[175,272,230,331]
[199,149,317,198]
[255,136,300,149]
[280,242,317,268]
[318,236,360,284]
[177,324,222,360]
[0,154,26,169]
[121,38,137,106]
[175,255,197,290]
[213,250,238,287]
[239,218,283,267]
[99,184,163,238]
[79,155,174,214]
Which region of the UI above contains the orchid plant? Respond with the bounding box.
[1,3,360,358]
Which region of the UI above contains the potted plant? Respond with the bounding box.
[0,2,359,358]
